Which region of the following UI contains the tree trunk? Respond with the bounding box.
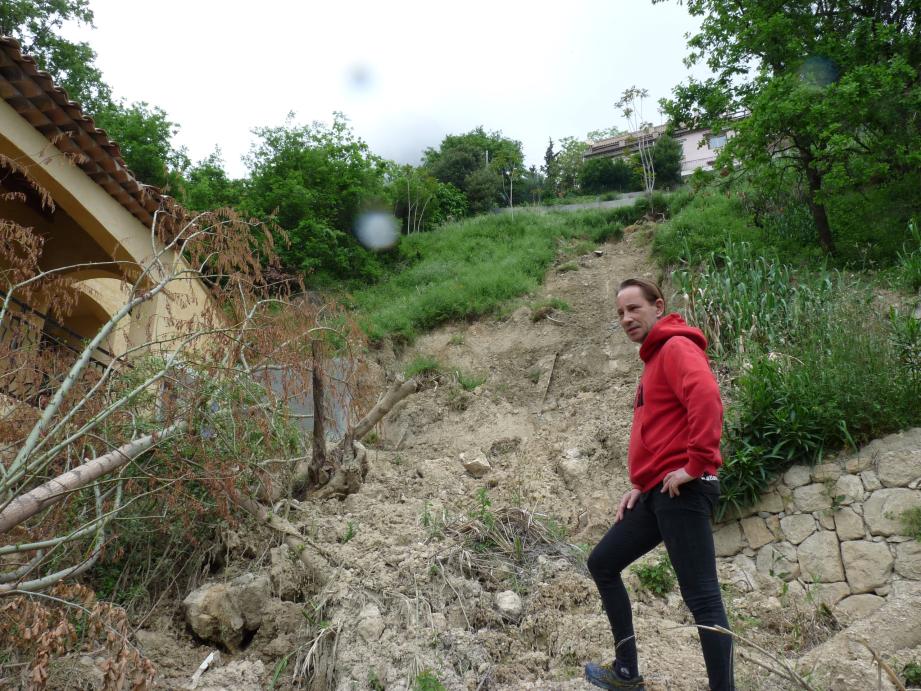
[800,149,836,254]
[309,340,326,486]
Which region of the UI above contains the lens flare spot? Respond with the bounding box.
[354,211,399,250]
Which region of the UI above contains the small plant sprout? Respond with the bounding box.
[631,554,676,596]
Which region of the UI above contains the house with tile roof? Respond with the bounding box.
[584,123,730,179]
[0,36,212,373]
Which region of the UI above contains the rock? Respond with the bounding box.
[357,603,385,642]
[841,540,893,593]
[836,593,885,620]
[833,474,864,505]
[860,470,883,492]
[834,507,865,541]
[764,515,783,540]
[816,510,835,530]
[756,541,799,580]
[728,554,759,592]
[872,428,921,487]
[797,531,845,583]
[807,581,852,606]
[712,521,745,557]
[895,540,921,580]
[798,589,921,691]
[860,470,882,491]
[269,545,306,601]
[183,574,270,651]
[793,483,832,512]
[751,490,784,513]
[845,453,874,474]
[813,463,843,483]
[558,449,589,484]
[740,516,774,549]
[780,514,817,545]
[783,465,812,489]
[461,452,491,478]
[864,488,921,536]
[495,590,523,619]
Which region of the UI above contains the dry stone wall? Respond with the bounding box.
[715,428,921,617]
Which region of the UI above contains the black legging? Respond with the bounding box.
[587,478,735,691]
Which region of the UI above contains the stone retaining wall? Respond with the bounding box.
[714,428,921,617]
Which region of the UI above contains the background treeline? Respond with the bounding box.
[2,1,685,287]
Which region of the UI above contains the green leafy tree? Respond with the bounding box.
[542,138,558,196]
[651,134,683,189]
[464,166,503,214]
[658,0,921,253]
[180,151,244,211]
[94,101,189,190]
[579,157,636,194]
[242,113,389,284]
[554,136,588,197]
[423,127,524,213]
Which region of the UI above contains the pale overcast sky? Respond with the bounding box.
[66,1,706,178]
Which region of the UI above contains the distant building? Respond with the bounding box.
[584,124,730,178]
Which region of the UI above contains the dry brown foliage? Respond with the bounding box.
[0,583,155,690]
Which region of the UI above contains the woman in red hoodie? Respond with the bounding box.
[584,278,734,691]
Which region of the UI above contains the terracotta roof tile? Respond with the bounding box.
[0,36,162,228]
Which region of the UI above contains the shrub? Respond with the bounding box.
[653,191,761,266]
[631,554,676,596]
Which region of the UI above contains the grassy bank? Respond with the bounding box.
[352,195,689,343]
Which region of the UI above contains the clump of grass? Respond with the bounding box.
[527,368,541,384]
[454,369,485,391]
[557,261,579,273]
[403,355,441,378]
[902,507,921,541]
[448,333,465,346]
[631,554,676,597]
[531,297,571,322]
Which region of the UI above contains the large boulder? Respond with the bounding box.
[183,574,270,651]
[872,428,921,487]
[863,488,921,536]
[840,540,893,593]
[797,531,845,583]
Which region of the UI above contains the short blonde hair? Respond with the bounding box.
[617,278,666,309]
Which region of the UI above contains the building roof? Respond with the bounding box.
[0,36,161,228]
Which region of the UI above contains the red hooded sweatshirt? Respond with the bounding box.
[628,313,723,492]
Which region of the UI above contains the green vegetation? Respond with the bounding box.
[662,0,920,255]
[903,661,921,688]
[631,554,676,596]
[413,670,447,691]
[903,508,921,542]
[403,355,442,378]
[353,205,634,342]
[658,190,921,517]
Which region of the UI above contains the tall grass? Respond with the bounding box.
[660,191,921,516]
[352,202,658,342]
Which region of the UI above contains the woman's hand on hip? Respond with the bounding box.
[615,488,642,522]
[661,467,694,497]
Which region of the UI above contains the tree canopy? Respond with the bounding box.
[659,0,921,253]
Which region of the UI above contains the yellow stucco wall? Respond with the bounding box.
[0,97,214,357]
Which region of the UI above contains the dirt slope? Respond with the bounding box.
[67,226,856,691]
